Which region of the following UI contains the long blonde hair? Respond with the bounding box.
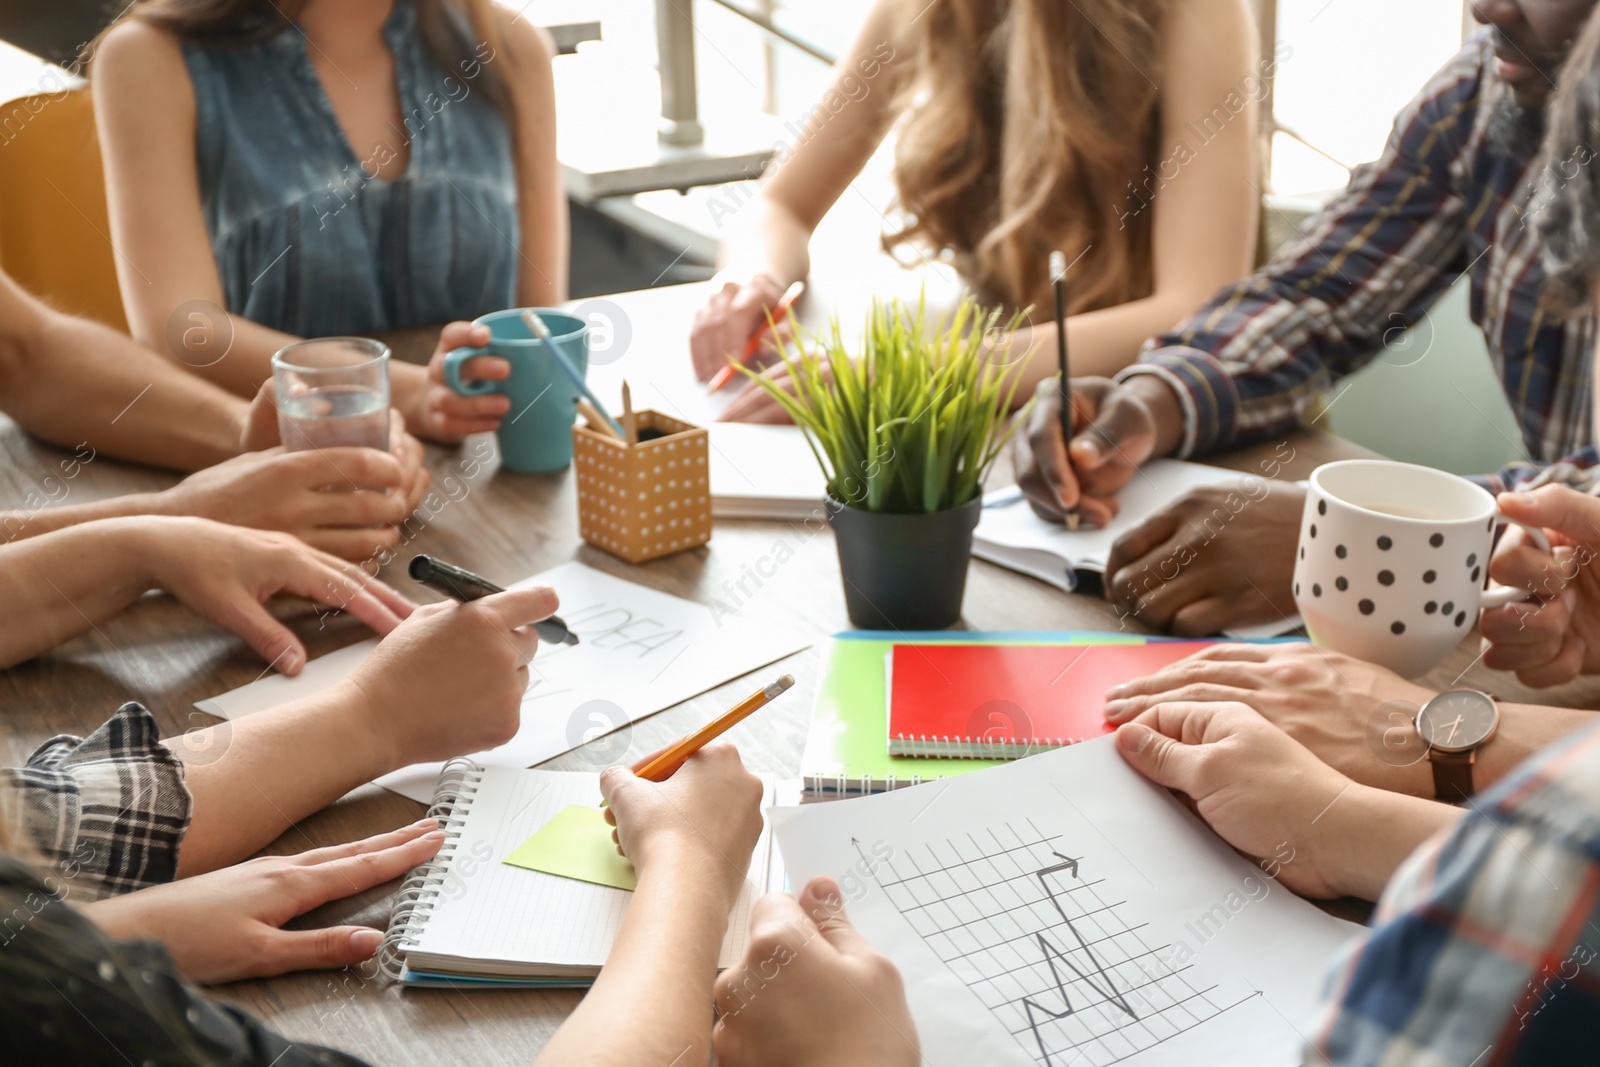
[885,0,1168,316]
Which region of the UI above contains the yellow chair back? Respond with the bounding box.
[0,85,128,330]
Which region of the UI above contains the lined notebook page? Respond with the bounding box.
[410,768,770,975]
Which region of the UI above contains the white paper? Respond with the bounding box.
[771,737,1361,1067]
[197,562,811,802]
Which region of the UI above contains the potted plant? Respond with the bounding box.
[740,295,1033,629]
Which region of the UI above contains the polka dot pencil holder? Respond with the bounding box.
[573,410,711,564]
[1294,459,1548,678]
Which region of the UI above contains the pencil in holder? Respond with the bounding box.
[573,410,711,563]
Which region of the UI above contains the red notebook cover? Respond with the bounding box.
[887,642,1216,756]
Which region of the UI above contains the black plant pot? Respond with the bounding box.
[827,496,982,630]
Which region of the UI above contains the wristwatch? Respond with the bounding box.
[1414,690,1500,803]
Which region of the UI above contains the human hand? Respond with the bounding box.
[1010,375,1183,528]
[1102,479,1306,634]
[133,516,414,674]
[1113,702,1363,899]
[341,584,559,767]
[719,357,825,424]
[1481,485,1600,686]
[154,447,416,561]
[80,820,444,984]
[241,378,428,513]
[691,271,789,382]
[414,320,512,443]
[600,742,764,906]
[713,876,920,1067]
[1104,642,1438,795]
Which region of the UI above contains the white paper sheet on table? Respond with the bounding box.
[772,737,1361,1067]
[196,562,812,802]
[974,459,1304,638]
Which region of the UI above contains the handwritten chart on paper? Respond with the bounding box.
[771,739,1361,1066]
[195,562,811,803]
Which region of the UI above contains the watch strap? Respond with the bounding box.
[1430,749,1476,803]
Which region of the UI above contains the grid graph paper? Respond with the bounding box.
[863,819,1258,1066]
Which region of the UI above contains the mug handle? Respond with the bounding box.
[442,346,499,396]
[1480,515,1554,608]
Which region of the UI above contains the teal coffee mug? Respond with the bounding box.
[443,308,590,473]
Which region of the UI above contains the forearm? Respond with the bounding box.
[995,291,1223,398]
[0,490,172,544]
[172,682,395,876]
[16,310,248,472]
[1474,702,1597,790]
[719,197,814,290]
[0,520,154,666]
[533,857,731,1067]
[1319,784,1463,901]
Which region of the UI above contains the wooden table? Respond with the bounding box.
[1,282,1592,1066]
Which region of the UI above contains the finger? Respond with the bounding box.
[1496,485,1600,544]
[430,389,513,419]
[431,416,508,440]
[796,876,876,956]
[300,487,412,529]
[1105,658,1271,703]
[1488,540,1570,597]
[1169,597,1241,638]
[1104,682,1254,723]
[288,447,406,493]
[298,526,401,562]
[628,743,675,775]
[478,583,561,629]
[457,356,512,383]
[1182,643,1276,663]
[1114,718,1211,795]
[258,925,388,977]
[1103,510,1182,585]
[1070,391,1154,473]
[1515,631,1587,688]
[214,596,309,674]
[1024,383,1079,511]
[1479,595,1570,653]
[291,829,447,911]
[242,378,281,451]
[288,818,440,866]
[291,564,408,636]
[745,890,822,950]
[431,322,491,373]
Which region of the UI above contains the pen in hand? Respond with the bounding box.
[1050,250,1080,532]
[409,554,579,646]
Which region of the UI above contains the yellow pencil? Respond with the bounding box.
[632,674,795,781]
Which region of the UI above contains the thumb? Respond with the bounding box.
[265,926,384,976]
[1497,486,1592,543]
[1115,722,1202,794]
[1071,390,1151,471]
[213,596,307,675]
[241,379,282,452]
[797,876,875,956]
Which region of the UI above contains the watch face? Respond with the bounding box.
[1416,691,1499,753]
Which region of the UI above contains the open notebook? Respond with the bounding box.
[380,763,782,986]
[706,424,828,519]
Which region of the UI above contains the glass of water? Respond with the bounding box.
[272,337,391,452]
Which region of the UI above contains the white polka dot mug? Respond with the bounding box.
[1293,459,1550,678]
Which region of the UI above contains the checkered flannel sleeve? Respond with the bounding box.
[1307,722,1600,1065]
[4,702,191,899]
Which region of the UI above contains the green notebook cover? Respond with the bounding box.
[800,632,1148,793]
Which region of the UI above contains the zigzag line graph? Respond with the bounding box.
[862,821,1257,1065]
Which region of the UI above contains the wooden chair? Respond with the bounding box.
[0,84,127,330]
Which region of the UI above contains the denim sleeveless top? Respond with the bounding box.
[182,0,518,336]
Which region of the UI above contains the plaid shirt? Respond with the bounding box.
[1308,721,1600,1064]
[1122,30,1598,493]
[5,703,191,899]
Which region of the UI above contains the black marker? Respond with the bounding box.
[408,555,579,646]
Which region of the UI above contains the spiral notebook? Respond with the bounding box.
[380,762,780,987]
[884,642,1213,757]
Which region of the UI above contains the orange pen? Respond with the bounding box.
[707,281,806,393]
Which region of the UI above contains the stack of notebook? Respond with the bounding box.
[800,631,1289,796]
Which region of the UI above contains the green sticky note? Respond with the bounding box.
[502,804,637,891]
